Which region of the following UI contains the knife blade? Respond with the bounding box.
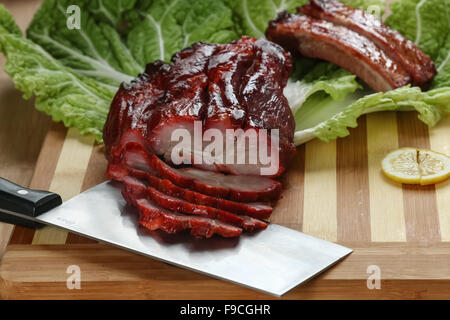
[0,177,352,296]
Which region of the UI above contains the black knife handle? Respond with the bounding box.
[0,177,62,229]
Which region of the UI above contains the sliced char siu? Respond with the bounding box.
[120,175,148,206]
[242,39,294,142]
[107,163,273,220]
[149,43,217,162]
[121,177,244,238]
[241,39,296,175]
[298,0,436,90]
[147,186,267,231]
[266,12,412,92]
[104,37,295,179]
[201,37,257,174]
[103,61,170,158]
[201,38,297,176]
[114,142,282,202]
[103,37,296,238]
[205,37,256,132]
[121,175,267,233]
[136,199,243,238]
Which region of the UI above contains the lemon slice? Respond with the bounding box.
[382,148,450,185]
[418,150,450,185]
[382,148,421,184]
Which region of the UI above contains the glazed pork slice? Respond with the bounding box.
[200,37,297,177]
[121,177,243,238]
[147,186,268,231]
[266,12,411,92]
[205,37,256,131]
[103,61,170,158]
[202,37,256,171]
[104,38,295,178]
[104,42,219,164]
[120,175,148,206]
[193,37,295,177]
[107,163,273,219]
[102,37,299,238]
[115,142,282,202]
[240,38,297,175]
[148,42,218,162]
[136,198,243,238]
[120,174,267,231]
[298,0,436,90]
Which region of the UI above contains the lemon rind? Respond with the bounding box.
[381,148,450,186]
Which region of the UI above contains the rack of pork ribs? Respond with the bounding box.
[103,36,296,238]
[266,0,436,92]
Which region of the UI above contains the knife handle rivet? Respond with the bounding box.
[17,190,29,195]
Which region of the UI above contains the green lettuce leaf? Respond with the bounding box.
[223,0,306,38]
[294,86,450,145]
[285,61,361,115]
[386,0,450,89]
[28,0,138,86]
[0,4,115,140]
[27,0,238,87]
[0,4,22,37]
[126,0,237,65]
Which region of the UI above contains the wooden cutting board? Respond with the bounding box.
[0,111,449,299]
[0,0,449,300]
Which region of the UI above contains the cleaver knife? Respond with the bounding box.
[0,177,352,296]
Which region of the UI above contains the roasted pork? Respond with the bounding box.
[107,164,273,219]
[103,37,295,238]
[266,12,412,92]
[298,0,436,90]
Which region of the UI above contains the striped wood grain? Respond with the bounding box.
[302,139,337,242]
[2,110,449,299]
[397,112,441,242]
[336,117,371,242]
[428,114,450,241]
[31,128,95,245]
[8,123,66,245]
[65,143,107,244]
[6,112,447,248]
[271,146,305,231]
[2,243,450,299]
[366,112,406,242]
[0,224,13,260]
